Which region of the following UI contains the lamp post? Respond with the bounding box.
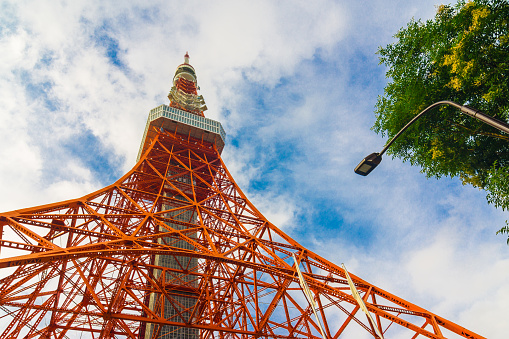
[354,100,509,176]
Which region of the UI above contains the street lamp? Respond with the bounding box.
[355,100,509,176]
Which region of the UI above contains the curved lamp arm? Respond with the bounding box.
[354,100,509,176]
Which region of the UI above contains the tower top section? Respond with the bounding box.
[138,54,225,161]
[168,53,207,115]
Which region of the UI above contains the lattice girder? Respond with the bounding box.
[0,129,483,339]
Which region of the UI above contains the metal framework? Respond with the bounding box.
[0,128,484,338]
[0,54,485,338]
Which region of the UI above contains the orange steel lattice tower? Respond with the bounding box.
[0,54,485,339]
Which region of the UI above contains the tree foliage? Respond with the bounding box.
[374,0,509,239]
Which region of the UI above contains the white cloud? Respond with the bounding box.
[403,229,509,338]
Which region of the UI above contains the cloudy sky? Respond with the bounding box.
[1,0,508,337]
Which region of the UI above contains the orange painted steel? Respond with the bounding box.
[175,77,198,96]
[169,77,205,116]
[0,127,484,338]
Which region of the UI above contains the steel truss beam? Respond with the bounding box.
[0,129,483,339]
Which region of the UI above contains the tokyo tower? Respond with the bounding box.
[0,54,484,339]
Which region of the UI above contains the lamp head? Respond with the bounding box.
[354,153,382,176]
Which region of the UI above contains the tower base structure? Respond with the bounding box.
[0,125,484,339]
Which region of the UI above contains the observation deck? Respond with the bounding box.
[137,104,226,160]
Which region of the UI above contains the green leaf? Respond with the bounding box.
[374,0,509,243]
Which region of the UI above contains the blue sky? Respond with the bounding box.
[1,0,508,337]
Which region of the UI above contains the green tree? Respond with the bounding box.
[374,0,509,241]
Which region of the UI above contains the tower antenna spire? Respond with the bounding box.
[168,51,207,115]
